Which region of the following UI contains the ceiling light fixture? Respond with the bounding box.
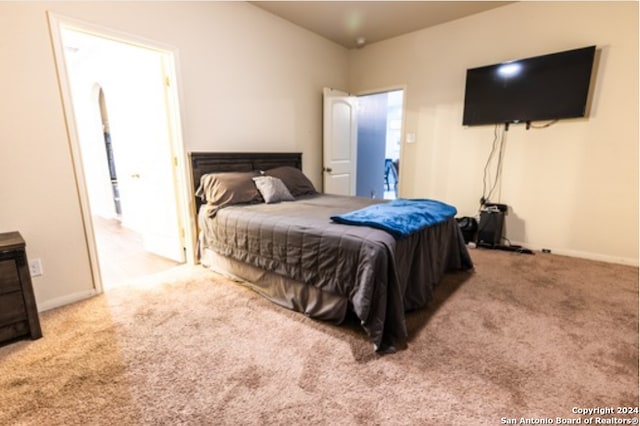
[355,36,367,48]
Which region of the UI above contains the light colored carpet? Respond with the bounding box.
[0,248,637,425]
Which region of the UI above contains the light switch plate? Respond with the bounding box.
[406,133,416,143]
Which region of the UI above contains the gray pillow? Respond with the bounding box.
[252,176,295,204]
[195,171,262,207]
[263,166,317,197]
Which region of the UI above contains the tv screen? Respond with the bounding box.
[462,46,596,126]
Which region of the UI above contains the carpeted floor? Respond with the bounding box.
[0,248,637,425]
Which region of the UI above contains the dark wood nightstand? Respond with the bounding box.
[0,232,42,345]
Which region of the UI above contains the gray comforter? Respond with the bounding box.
[199,194,472,350]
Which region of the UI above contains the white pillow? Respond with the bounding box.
[252,176,295,204]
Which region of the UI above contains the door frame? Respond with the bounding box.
[355,85,407,197]
[48,13,195,294]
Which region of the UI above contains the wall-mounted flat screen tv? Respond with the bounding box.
[462,45,596,126]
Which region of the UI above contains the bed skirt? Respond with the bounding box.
[201,248,349,323]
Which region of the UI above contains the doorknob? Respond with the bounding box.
[323,167,333,173]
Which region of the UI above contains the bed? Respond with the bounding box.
[191,152,472,352]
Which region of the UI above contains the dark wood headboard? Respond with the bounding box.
[189,152,303,210]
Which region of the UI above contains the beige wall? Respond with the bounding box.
[349,1,639,265]
[0,2,348,309]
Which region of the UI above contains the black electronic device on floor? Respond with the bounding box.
[477,209,505,248]
[476,203,534,255]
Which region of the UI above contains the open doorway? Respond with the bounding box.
[356,89,404,199]
[50,17,190,292]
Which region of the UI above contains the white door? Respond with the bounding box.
[126,60,183,261]
[105,39,185,262]
[323,87,357,195]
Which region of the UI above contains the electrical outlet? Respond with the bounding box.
[29,258,43,277]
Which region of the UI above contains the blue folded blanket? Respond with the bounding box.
[331,198,457,239]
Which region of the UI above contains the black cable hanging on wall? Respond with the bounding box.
[480,124,507,209]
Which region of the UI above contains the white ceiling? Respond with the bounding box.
[250,1,513,49]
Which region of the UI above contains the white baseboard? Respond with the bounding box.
[37,289,98,312]
[551,249,638,267]
[509,241,638,267]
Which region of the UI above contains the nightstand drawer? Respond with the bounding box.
[0,320,29,342]
[0,290,27,327]
[0,259,21,294]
